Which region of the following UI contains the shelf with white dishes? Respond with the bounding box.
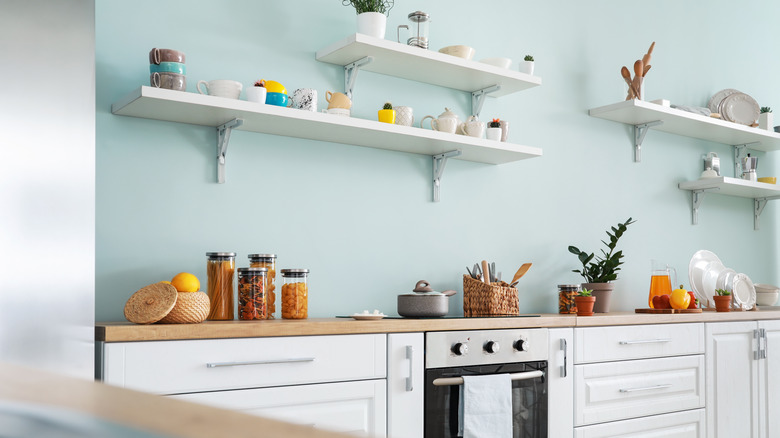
[112,86,542,201]
[315,33,541,117]
[678,177,780,230]
[589,99,780,163]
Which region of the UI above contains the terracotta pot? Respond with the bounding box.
[582,282,615,313]
[575,296,596,316]
[713,295,732,312]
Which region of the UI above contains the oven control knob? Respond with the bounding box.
[452,342,469,356]
[514,339,527,351]
[484,341,500,354]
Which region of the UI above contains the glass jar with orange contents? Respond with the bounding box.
[248,254,277,319]
[237,267,267,320]
[205,252,236,320]
[281,268,308,319]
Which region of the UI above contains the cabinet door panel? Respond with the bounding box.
[549,328,574,438]
[172,379,386,437]
[575,323,704,364]
[759,320,780,438]
[706,321,759,438]
[574,409,705,438]
[387,333,423,438]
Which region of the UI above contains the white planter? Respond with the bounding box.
[356,12,386,39]
[519,60,535,75]
[245,87,267,104]
[759,112,774,130]
[486,127,502,141]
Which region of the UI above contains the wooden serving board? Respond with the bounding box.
[635,308,703,314]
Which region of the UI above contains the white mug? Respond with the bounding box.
[291,88,317,111]
[395,106,414,126]
[245,86,267,103]
[197,80,242,99]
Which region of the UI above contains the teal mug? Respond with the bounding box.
[266,92,288,107]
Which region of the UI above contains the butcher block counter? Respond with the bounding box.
[97,309,780,342]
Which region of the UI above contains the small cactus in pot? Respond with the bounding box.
[378,101,396,124]
[520,55,535,75]
[760,106,774,130]
[486,118,502,141]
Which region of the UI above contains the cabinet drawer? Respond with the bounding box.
[574,409,705,438]
[575,323,703,364]
[574,355,704,426]
[172,379,387,437]
[102,334,386,395]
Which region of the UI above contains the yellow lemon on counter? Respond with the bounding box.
[262,80,286,94]
[159,280,172,284]
[170,272,200,292]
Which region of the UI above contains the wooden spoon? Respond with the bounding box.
[481,260,491,284]
[621,66,637,99]
[632,59,644,99]
[643,64,652,77]
[509,263,532,287]
[647,41,656,55]
[642,53,652,70]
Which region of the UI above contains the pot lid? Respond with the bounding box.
[439,107,459,119]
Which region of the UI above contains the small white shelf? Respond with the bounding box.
[112,86,542,199]
[589,99,780,162]
[678,176,780,229]
[315,33,541,100]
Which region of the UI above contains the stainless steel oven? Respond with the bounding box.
[424,329,548,438]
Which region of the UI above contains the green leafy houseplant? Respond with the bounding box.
[578,289,593,297]
[568,217,636,283]
[342,0,394,15]
[524,55,534,62]
[761,106,772,114]
[715,289,731,296]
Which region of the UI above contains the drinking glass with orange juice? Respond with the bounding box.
[648,260,677,308]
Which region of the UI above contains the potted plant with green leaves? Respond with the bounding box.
[519,55,534,75]
[575,289,596,316]
[713,289,732,312]
[378,102,395,124]
[759,107,773,131]
[343,0,394,39]
[486,118,502,141]
[568,217,636,313]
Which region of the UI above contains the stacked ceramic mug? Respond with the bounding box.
[149,48,186,91]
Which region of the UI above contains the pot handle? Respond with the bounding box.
[413,280,434,292]
[440,289,457,297]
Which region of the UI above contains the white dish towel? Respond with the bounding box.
[459,373,513,438]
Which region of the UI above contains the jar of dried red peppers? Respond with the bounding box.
[281,269,308,319]
[206,252,236,320]
[237,267,267,320]
[248,254,276,319]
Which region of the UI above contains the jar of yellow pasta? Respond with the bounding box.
[281,268,308,319]
[205,252,236,320]
[248,254,277,319]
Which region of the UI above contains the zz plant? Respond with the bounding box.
[568,217,636,283]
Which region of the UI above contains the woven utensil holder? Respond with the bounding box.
[462,275,519,317]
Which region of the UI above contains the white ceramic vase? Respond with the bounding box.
[759,112,774,131]
[486,127,502,141]
[519,60,535,75]
[356,12,386,39]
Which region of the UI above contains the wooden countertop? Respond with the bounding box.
[0,362,352,438]
[97,309,780,342]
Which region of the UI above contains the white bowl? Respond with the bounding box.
[756,291,779,306]
[755,283,779,293]
[479,57,512,69]
[438,45,475,61]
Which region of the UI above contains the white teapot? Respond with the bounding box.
[458,115,485,138]
[420,107,460,134]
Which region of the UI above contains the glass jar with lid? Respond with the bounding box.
[248,254,277,319]
[281,269,309,319]
[237,267,268,320]
[558,284,581,314]
[206,252,236,320]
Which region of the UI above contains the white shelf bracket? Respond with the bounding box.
[432,150,462,202]
[471,85,501,118]
[633,120,663,162]
[733,142,760,178]
[690,188,719,225]
[344,56,373,100]
[216,118,244,184]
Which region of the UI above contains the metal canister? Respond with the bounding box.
[237,267,267,320]
[249,254,277,318]
[206,252,236,320]
[558,284,580,314]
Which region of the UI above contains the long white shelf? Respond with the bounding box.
[678,176,780,230]
[315,33,541,98]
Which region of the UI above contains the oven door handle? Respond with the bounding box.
[432,370,544,386]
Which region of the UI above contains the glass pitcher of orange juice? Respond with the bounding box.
[648,260,677,308]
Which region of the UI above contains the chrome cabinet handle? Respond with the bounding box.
[619,384,671,393]
[560,338,568,378]
[406,345,414,392]
[618,338,671,345]
[206,357,315,368]
[432,370,543,386]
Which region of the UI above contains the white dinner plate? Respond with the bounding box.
[689,250,723,308]
[351,313,386,320]
[730,273,756,310]
[708,88,741,114]
[721,93,759,125]
[716,268,737,293]
[701,261,725,307]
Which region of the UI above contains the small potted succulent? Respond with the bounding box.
[519,55,535,75]
[487,118,502,141]
[246,80,267,104]
[759,107,773,131]
[575,289,596,316]
[378,102,395,124]
[713,289,732,312]
[343,0,394,39]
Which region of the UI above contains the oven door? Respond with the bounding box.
[424,361,547,438]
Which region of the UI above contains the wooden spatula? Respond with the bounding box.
[509,263,532,287]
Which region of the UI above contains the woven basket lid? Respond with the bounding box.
[124,282,178,324]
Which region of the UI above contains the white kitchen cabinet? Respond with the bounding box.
[574,409,705,438]
[548,328,574,438]
[706,320,780,438]
[386,333,423,438]
[172,379,386,436]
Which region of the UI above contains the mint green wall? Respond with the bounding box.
[95,0,779,321]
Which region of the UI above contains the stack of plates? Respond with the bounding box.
[688,250,756,310]
[708,89,760,125]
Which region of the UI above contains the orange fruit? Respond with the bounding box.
[171,272,200,292]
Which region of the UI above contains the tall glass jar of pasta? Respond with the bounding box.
[281,268,308,319]
[205,252,236,320]
[248,254,277,319]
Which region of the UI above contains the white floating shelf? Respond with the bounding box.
[678,176,780,230]
[315,33,541,97]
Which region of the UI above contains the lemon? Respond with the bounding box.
[171,272,200,292]
[262,80,286,94]
[159,280,171,284]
